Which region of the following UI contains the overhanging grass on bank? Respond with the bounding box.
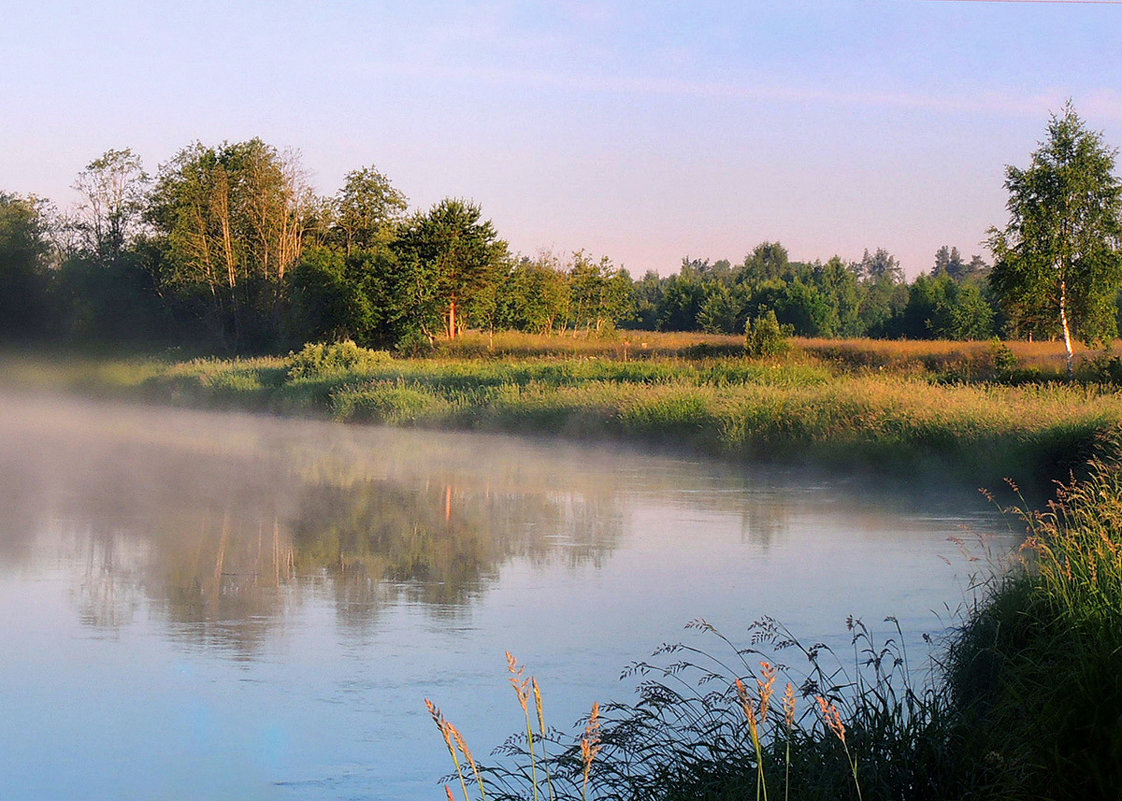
[5,337,1122,493]
[431,459,1122,801]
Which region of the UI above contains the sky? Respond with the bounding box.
[3,0,1122,278]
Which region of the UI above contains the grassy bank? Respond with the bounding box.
[9,334,1122,494]
[428,458,1122,801]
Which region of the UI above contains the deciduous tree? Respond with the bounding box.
[989,104,1122,373]
[0,192,52,339]
[332,166,407,255]
[72,148,149,261]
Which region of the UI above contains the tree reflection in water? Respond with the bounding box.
[0,392,641,654]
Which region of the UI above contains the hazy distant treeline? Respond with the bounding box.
[1,139,1005,353]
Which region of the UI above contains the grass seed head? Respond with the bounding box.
[783,682,797,730]
[532,676,546,735]
[758,661,777,720]
[581,702,602,768]
[817,696,846,745]
[506,651,530,713]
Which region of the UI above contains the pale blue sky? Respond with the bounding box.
[3,1,1121,276]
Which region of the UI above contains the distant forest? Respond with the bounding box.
[0,138,1098,354]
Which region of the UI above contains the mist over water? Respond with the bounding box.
[0,391,1014,800]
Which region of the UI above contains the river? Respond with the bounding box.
[0,391,1013,800]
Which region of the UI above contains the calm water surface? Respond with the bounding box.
[0,391,1014,800]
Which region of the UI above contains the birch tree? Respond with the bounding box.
[147,139,314,348]
[72,148,149,261]
[989,104,1122,373]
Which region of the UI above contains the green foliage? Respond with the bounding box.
[500,254,571,333]
[286,340,392,379]
[6,124,1121,355]
[568,250,633,333]
[656,273,707,331]
[1075,347,1122,384]
[71,148,149,262]
[394,198,509,340]
[745,311,788,357]
[989,104,1122,357]
[989,338,1018,375]
[696,282,739,334]
[394,329,437,357]
[330,165,407,254]
[54,250,169,346]
[947,462,1122,800]
[810,257,863,338]
[774,279,833,337]
[856,247,903,284]
[146,138,314,350]
[0,192,53,340]
[899,274,996,341]
[738,241,790,283]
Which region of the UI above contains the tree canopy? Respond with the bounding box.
[7,115,1120,354]
[989,104,1122,371]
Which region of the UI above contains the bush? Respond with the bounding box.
[394,330,436,357]
[286,340,392,379]
[1076,347,1122,384]
[745,311,789,357]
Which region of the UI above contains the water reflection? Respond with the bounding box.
[2,392,639,651]
[0,391,992,655]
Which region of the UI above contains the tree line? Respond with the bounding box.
[2,105,1119,355]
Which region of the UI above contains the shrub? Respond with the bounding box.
[745,312,789,357]
[286,340,392,379]
[395,330,436,357]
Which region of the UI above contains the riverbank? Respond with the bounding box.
[433,456,1122,801]
[7,334,1121,495]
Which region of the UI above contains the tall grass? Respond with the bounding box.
[945,460,1122,800]
[428,617,978,801]
[6,341,1122,492]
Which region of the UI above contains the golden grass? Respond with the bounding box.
[799,336,1121,374]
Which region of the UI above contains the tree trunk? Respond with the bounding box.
[447,297,457,340]
[1059,276,1074,378]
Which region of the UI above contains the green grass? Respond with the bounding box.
[4,337,1122,493]
[944,462,1122,800]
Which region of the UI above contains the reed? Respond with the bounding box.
[430,613,983,801]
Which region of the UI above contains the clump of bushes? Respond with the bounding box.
[286,340,392,379]
[745,311,789,357]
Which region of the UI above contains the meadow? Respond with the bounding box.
[17,332,1122,495]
